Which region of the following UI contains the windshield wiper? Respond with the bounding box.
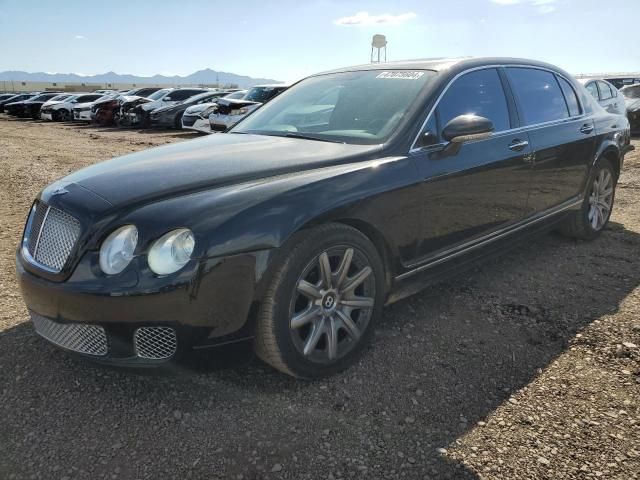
[269,132,345,144]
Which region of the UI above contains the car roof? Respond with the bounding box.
[315,57,568,77]
[253,83,291,88]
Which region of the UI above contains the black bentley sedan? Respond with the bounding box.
[16,57,634,378]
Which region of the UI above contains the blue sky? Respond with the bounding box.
[0,0,637,82]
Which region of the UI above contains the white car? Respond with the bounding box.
[578,78,626,116]
[182,90,247,133]
[41,93,102,121]
[208,84,289,132]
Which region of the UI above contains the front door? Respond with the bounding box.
[411,68,533,263]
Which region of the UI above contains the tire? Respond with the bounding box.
[174,113,183,129]
[255,223,385,378]
[58,109,70,122]
[560,157,617,240]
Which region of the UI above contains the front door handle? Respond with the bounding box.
[580,124,594,134]
[508,139,529,151]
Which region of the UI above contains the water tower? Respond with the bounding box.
[371,34,387,63]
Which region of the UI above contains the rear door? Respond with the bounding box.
[411,67,533,260]
[506,67,595,212]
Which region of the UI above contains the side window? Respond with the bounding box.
[557,76,581,117]
[507,67,568,125]
[167,90,190,101]
[597,81,612,100]
[436,68,510,134]
[585,81,599,100]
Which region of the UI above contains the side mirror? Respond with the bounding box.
[442,115,494,143]
[163,97,172,101]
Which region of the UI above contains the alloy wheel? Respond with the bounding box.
[289,246,375,364]
[588,168,614,231]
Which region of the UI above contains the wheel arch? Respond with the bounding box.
[593,140,621,179]
[298,216,396,294]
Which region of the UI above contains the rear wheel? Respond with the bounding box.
[560,157,616,240]
[255,224,385,378]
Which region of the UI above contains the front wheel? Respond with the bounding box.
[560,157,616,240]
[255,224,385,378]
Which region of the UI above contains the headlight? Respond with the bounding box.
[99,225,138,275]
[230,107,250,116]
[200,106,218,118]
[147,228,195,275]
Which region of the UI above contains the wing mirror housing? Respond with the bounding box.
[442,114,494,142]
[440,114,494,156]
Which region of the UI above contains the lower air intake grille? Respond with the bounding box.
[134,327,177,359]
[31,312,108,356]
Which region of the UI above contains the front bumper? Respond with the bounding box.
[209,113,245,132]
[17,247,269,365]
[184,117,211,134]
[74,110,91,121]
[40,111,53,121]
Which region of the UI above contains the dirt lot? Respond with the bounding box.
[0,116,638,480]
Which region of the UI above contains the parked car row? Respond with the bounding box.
[1,82,289,134]
[0,84,289,134]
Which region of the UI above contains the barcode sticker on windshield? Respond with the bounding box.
[376,71,424,80]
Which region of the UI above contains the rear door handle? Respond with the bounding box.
[508,139,529,151]
[580,124,594,134]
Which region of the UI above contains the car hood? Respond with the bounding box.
[55,133,382,207]
[42,100,66,107]
[141,100,175,112]
[185,102,216,114]
[73,102,94,109]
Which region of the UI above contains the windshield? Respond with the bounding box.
[147,89,170,101]
[224,90,247,100]
[233,70,436,144]
[621,85,640,100]
[244,86,286,103]
[49,94,69,102]
[186,91,219,103]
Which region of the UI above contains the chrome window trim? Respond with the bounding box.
[395,197,582,281]
[409,64,587,154]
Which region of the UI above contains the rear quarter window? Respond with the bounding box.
[557,76,581,117]
[506,67,569,125]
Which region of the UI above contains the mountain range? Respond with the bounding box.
[0,68,281,88]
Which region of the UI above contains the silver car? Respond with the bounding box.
[578,78,626,116]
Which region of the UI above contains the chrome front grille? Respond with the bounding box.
[24,202,81,272]
[134,327,177,359]
[31,312,108,356]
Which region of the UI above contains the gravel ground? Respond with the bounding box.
[0,116,639,480]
